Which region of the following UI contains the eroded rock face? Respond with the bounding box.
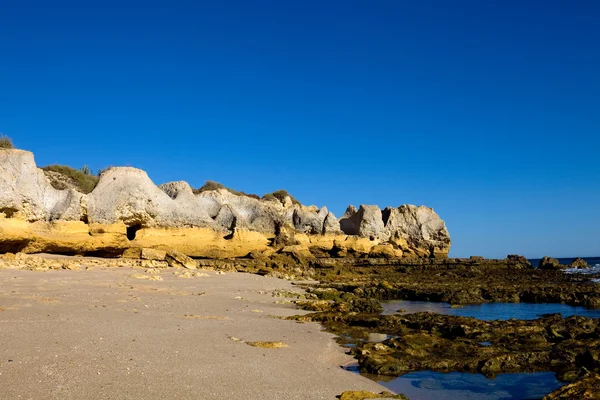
[323,211,342,234]
[539,256,564,270]
[196,189,284,233]
[0,150,84,221]
[340,205,385,239]
[505,254,533,269]
[88,168,213,228]
[340,204,450,257]
[293,206,326,234]
[0,149,451,258]
[570,258,589,269]
[384,205,451,258]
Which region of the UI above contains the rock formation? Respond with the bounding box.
[0,150,84,221]
[538,256,564,270]
[505,254,533,269]
[0,148,451,259]
[569,257,589,269]
[340,204,451,257]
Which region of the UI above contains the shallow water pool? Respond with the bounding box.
[366,371,563,400]
[382,300,600,320]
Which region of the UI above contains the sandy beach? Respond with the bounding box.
[0,263,388,399]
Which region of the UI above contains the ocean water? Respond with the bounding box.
[368,371,563,400]
[379,256,600,319]
[530,256,600,283]
[382,300,600,319]
[529,256,600,270]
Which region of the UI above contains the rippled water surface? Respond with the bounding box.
[352,257,600,397]
[382,300,600,320]
[369,371,563,400]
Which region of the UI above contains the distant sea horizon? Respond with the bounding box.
[528,257,600,268]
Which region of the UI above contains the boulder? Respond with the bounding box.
[543,373,600,399]
[141,248,167,261]
[369,244,402,259]
[538,256,564,270]
[339,391,407,400]
[569,258,589,269]
[280,245,314,260]
[505,254,533,269]
[165,248,198,269]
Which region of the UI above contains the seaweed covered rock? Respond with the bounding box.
[338,391,408,400]
[505,254,533,269]
[543,373,600,399]
[296,310,600,382]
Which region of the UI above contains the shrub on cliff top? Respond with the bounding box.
[262,190,301,206]
[193,180,260,199]
[0,135,14,149]
[42,164,100,194]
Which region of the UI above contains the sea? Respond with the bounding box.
[529,256,600,282]
[528,256,600,269]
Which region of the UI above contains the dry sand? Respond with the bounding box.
[0,263,389,399]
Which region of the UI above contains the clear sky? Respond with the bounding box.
[1,1,599,259]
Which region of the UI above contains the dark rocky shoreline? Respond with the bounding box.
[270,255,600,399]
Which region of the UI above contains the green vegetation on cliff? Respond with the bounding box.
[193,180,260,199]
[194,182,301,205]
[0,135,14,149]
[42,164,100,194]
[262,189,301,205]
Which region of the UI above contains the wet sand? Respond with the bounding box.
[0,265,388,399]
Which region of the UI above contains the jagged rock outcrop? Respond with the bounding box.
[0,150,84,221]
[385,205,451,258]
[87,168,213,228]
[339,204,450,257]
[340,205,385,239]
[569,257,589,269]
[505,254,533,269]
[322,210,342,234]
[0,148,451,258]
[196,189,285,233]
[293,206,336,234]
[538,256,564,270]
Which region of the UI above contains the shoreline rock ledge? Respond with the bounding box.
[0,149,451,259]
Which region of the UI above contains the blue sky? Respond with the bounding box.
[1,0,599,258]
